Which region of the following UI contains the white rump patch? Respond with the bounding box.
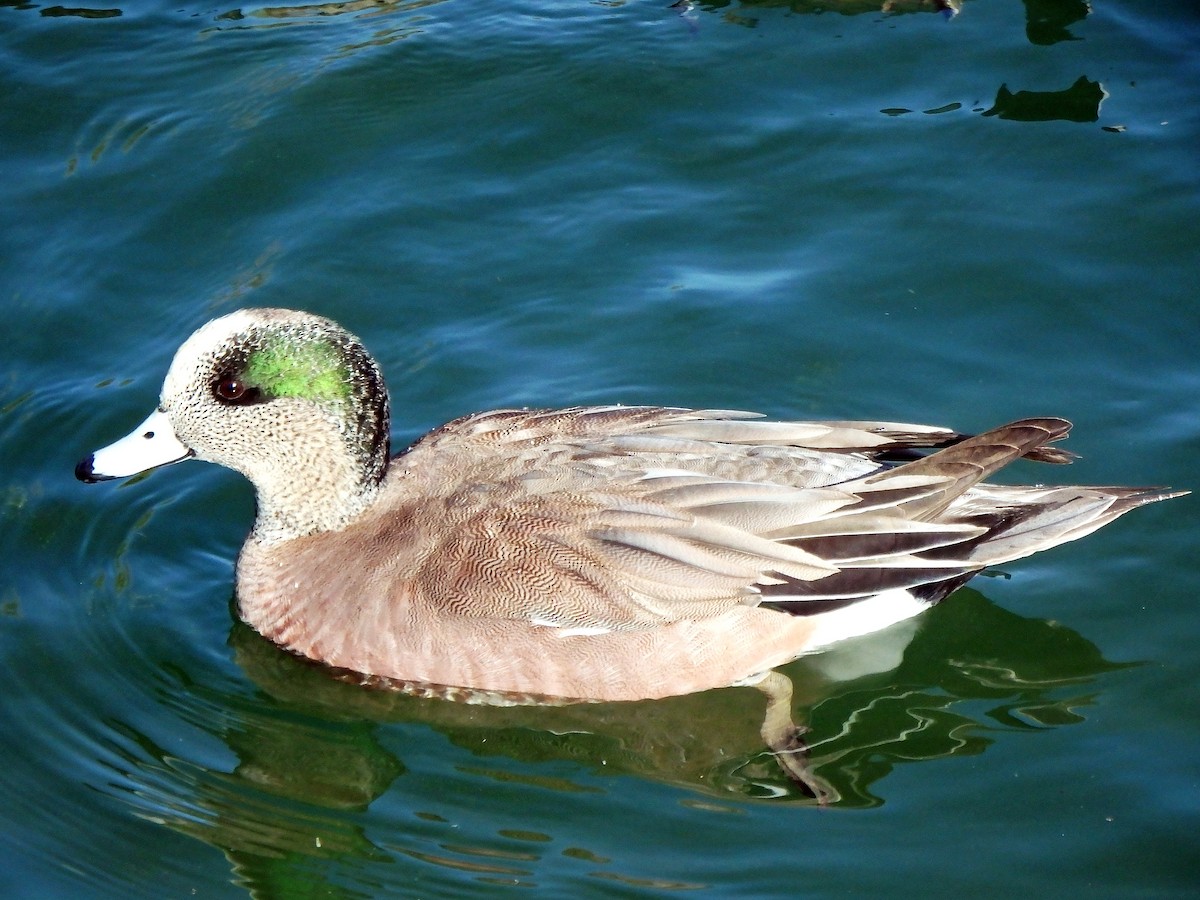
[804,588,930,652]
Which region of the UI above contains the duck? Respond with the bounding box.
[76,308,1182,783]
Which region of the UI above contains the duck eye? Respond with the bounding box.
[216,377,246,401]
[213,375,263,405]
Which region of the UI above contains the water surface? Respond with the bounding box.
[2,1,1198,896]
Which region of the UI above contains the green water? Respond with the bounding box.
[2,0,1198,896]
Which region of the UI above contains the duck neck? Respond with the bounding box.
[247,429,389,546]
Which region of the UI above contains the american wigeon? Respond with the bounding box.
[76,308,1183,792]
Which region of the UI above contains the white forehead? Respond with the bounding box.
[162,309,258,398]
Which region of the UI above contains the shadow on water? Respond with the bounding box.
[692,0,1104,125]
[1021,0,1090,45]
[10,0,1087,39]
[684,0,1087,41]
[13,0,1107,129]
[982,75,1106,123]
[685,0,964,18]
[90,585,1128,895]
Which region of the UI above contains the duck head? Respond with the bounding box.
[76,308,391,543]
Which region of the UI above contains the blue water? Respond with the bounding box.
[2,1,1199,896]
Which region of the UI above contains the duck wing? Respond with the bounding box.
[394,411,1145,634]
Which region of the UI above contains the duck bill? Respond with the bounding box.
[75,408,194,483]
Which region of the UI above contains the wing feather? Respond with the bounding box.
[395,410,1169,632]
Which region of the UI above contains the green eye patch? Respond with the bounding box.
[242,335,353,405]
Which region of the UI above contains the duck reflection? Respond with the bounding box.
[97,586,1126,893]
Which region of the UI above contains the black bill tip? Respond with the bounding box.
[75,454,111,484]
